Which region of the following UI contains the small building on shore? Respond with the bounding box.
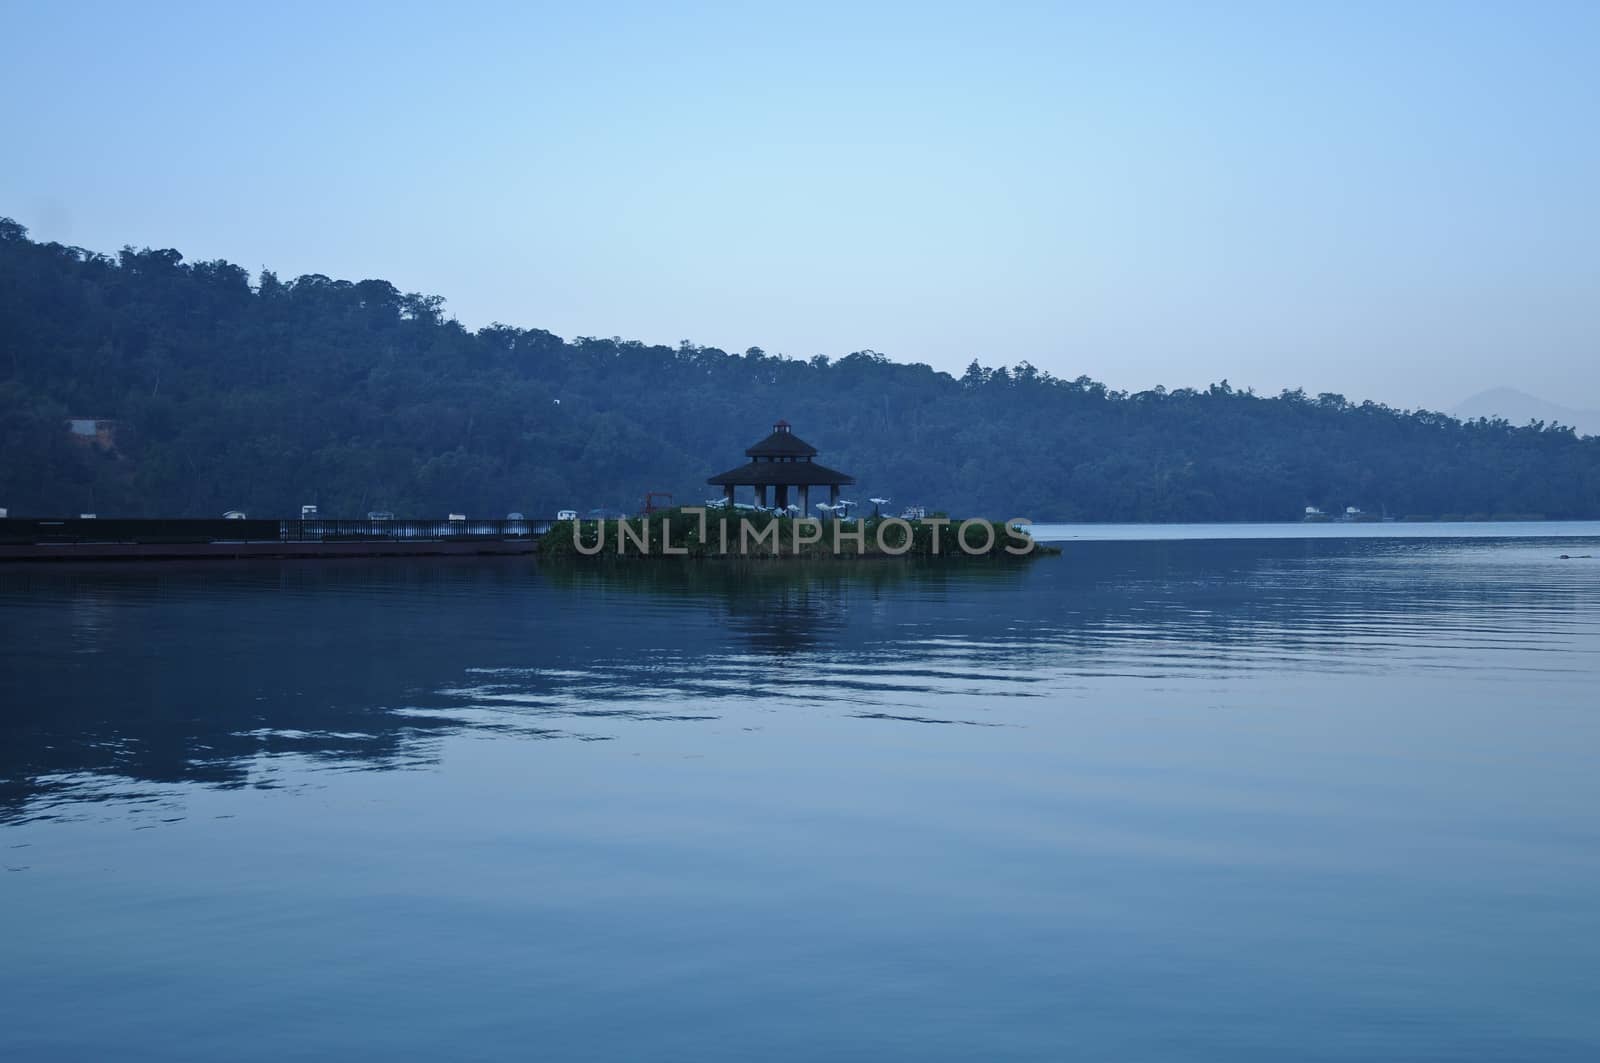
[707,420,855,512]
[66,417,118,450]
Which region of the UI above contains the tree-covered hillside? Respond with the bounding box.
[2,217,1597,521]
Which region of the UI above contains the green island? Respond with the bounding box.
[539,509,1057,562]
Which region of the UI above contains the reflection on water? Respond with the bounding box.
[8,539,1597,826]
[3,535,1600,1061]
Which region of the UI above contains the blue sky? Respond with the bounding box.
[3,1,1596,410]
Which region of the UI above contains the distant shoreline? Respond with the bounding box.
[1028,519,1600,543]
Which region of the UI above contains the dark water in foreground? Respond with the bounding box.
[3,533,1599,1061]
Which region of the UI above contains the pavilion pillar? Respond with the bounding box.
[757,485,768,508]
[829,485,839,506]
[724,484,734,507]
[776,485,789,510]
[802,485,810,514]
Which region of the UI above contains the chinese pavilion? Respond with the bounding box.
[706,420,856,512]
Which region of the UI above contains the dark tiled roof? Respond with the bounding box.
[745,430,818,458]
[707,461,855,487]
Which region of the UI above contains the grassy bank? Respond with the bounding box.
[540,508,1057,562]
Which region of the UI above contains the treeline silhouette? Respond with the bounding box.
[2,217,1596,521]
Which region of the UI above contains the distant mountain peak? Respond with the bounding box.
[1452,388,1600,437]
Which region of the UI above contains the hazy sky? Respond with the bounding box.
[3,1,1597,411]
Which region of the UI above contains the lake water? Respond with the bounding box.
[3,527,1600,1061]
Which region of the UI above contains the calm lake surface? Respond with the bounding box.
[3,527,1600,1061]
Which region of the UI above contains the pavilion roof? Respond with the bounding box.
[745,426,818,458]
[707,460,855,487]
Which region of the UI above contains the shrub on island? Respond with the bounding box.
[540,508,1054,562]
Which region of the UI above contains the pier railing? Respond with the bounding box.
[1,517,550,546]
[280,519,540,541]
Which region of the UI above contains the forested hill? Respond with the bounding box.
[2,217,1597,522]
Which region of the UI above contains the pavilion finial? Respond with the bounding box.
[774,419,791,433]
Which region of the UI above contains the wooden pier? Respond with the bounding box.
[0,517,551,562]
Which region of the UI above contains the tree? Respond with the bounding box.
[0,222,1594,522]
